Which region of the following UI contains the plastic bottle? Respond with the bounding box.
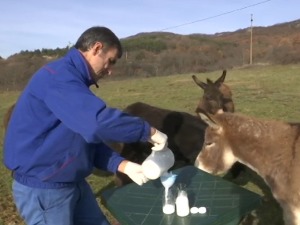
[162,188,175,214]
[175,190,190,217]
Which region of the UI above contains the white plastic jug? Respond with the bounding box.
[142,147,175,180]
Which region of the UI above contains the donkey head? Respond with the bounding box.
[194,110,237,175]
[192,70,234,115]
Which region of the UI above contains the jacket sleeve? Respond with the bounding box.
[43,80,151,144]
[93,143,125,173]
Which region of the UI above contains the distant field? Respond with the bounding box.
[1,64,300,225]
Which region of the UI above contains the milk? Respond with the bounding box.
[176,190,190,217]
[163,204,175,214]
[162,187,175,214]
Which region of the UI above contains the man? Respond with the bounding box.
[3,26,168,225]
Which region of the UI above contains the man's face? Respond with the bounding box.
[87,43,119,82]
[94,47,118,80]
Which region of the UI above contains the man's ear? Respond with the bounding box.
[92,42,103,55]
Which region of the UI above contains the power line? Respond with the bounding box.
[159,0,272,31]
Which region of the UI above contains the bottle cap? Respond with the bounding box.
[198,207,207,214]
[190,207,198,214]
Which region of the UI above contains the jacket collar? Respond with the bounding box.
[65,47,98,88]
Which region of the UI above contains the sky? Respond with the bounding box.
[1,0,299,59]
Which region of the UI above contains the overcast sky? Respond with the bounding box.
[1,0,299,58]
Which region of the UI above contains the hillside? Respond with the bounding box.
[0,19,300,91]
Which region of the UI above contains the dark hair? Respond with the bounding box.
[75,26,122,58]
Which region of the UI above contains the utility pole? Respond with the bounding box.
[249,14,253,65]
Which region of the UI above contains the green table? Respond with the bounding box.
[101,166,261,225]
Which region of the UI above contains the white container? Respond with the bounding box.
[198,207,207,214]
[176,190,190,217]
[142,148,175,180]
[162,188,175,214]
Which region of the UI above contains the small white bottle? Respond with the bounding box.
[175,190,190,217]
[162,188,175,214]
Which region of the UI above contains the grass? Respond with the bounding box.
[1,63,300,224]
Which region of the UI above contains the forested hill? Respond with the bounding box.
[1,19,300,91]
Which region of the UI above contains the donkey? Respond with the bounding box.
[112,102,208,185]
[114,70,238,185]
[192,70,246,178]
[194,111,300,225]
[192,70,234,114]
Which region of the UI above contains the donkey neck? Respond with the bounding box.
[223,115,298,186]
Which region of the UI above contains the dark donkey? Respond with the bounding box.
[114,70,238,185]
[192,70,234,114]
[195,111,300,225]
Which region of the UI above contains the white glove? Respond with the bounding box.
[123,161,149,186]
[149,129,168,151]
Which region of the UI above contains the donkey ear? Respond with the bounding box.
[206,78,214,85]
[192,75,207,89]
[197,109,220,130]
[214,70,227,85]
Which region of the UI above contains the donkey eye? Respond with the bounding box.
[205,142,214,147]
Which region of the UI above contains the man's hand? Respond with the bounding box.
[149,129,168,151]
[122,161,149,186]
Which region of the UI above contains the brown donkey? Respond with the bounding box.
[192,70,234,114]
[195,111,300,225]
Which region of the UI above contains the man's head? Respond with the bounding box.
[75,26,123,83]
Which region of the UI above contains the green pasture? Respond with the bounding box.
[1,64,300,225]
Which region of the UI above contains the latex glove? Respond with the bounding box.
[123,161,149,186]
[149,129,168,151]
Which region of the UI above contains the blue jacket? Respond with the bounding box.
[3,48,151,188]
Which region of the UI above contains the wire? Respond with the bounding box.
[159,0,272,31]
